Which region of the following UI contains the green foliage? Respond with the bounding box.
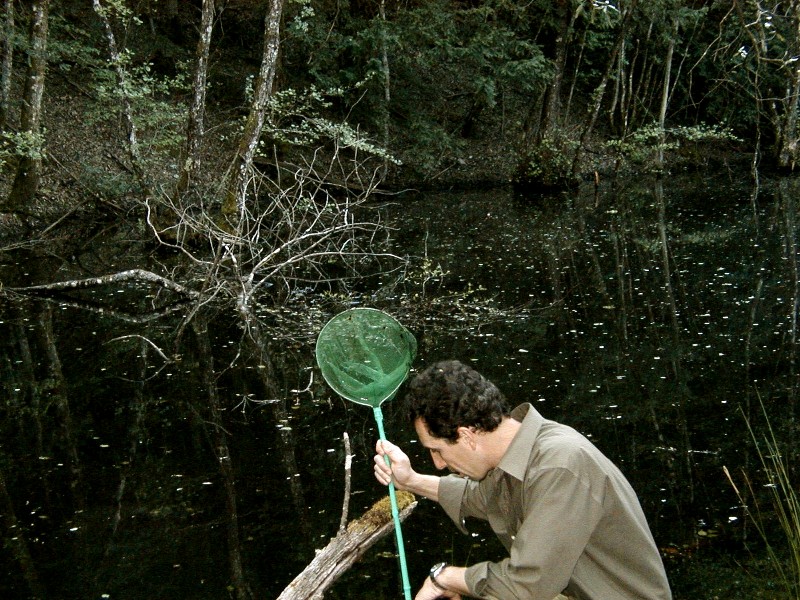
[281,0,553,179]
[514,135,579,190]
[260,84,400,164]
[90,55,190,154]
[395,118,463,180]
[0,130,46,170]
[605,123,742,171]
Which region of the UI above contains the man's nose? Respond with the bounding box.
[431,453,447,470]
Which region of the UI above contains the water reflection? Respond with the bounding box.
[1,173,798,598]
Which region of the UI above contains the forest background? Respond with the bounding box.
[2,0,800,599]
[3,0,800,219]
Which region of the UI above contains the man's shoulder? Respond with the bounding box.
[533,421,611,471]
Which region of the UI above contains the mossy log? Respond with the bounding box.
[277,491,417,600]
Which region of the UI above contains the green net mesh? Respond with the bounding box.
[315,308,417,407]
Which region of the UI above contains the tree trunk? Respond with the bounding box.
[222,0,285,222]
[0,0,14,129]
[570,0,639,180]
[176,0,215,196]
[537,2,574,144]
[6,0,48,213]
[777,2,800,170]
[733,0,800,170]
[277,494,417,600]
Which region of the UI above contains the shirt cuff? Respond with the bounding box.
[464,561,491,595]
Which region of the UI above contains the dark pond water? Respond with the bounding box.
[1,172,799,599]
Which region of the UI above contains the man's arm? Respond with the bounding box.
[373,440,440,501]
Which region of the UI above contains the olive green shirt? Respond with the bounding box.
[437,404,672,599]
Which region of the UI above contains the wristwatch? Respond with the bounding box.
[429,562,448,591]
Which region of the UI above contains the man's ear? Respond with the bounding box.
[457,426,477,449]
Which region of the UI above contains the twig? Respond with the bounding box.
[339,432,352,534]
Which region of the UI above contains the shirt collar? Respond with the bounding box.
[497,403,543,481]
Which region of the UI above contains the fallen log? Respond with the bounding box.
[277,491,417,600]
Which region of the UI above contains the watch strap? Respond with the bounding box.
[430,562,448,591]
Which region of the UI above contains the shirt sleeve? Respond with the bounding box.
[437,475,471,534]
[464,466,606,600]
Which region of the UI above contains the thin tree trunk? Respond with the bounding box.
[378,0,390,179]
[570,0,639,179]
[630,38,654,130]
[6,0,48,213]
[92,0,150,195]
[0,0,14,128]
[733,0,800,170]
[656,17,678,171]
[565,20,589,126]
[177,0,215,196]
[222,0,285,222]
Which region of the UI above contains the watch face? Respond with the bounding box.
[431,562,446,576]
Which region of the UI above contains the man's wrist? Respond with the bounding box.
[429,562,449,591]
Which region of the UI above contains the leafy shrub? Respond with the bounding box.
[513,135,579,191]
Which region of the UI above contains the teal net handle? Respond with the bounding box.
[373,405,413,600]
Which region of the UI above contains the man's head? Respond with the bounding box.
[405,360,510,443]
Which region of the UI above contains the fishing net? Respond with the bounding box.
[315,308,417,407]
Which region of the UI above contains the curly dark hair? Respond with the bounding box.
[404,360,510,442]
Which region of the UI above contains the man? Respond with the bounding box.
[373,360,672,600]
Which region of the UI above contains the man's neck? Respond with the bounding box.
[483,416,521,468]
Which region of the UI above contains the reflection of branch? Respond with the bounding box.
[105,334,172,381]
[7,268,199,298]
[106,335,169,361]
[4,293,195,324]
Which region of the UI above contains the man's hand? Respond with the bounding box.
[415,576,462,600]
[373,439,415,490]
[374,439,442,501]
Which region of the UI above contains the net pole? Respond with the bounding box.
[373,405,413,600]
